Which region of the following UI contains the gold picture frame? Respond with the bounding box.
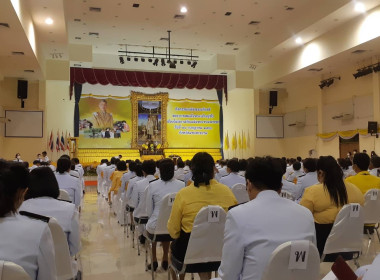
[131,91,169,148]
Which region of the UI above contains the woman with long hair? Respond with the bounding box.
[300,156,364,255]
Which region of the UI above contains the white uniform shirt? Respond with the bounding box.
[55,172,81,207]
[0,214,57,280]
[295,171,319,200]
[20,197,80,256]
[281,178,297,198]
[215,166,228,181]
[370,168,380,177]
[284,165,294,179]
[125,176,144,206]
[43,156,50,162]
[29,165,39,171]
[120,171,136,194]
[146,178,185,233]
[218,190,316,280]
[174,168,185,181]
[96,163,107,190]
[286,169,304,182]
[132,175,156,218]
[219,172,246,189]
[184,170,193,186]
[49,165,56,172]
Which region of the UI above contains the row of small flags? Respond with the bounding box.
[48,131,71,152]
[224,131,250,150]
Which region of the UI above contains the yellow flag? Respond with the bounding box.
[224,131,230,150]
[247,131,251,148]
[231,132,237,150]
[238,132,242,149]
[242,131,247,149]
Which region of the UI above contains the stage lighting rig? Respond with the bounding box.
[319,76,340,89]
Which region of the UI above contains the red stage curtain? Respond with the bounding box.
[70,67,228,101]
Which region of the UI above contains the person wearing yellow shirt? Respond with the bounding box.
[167,152,237,280]
[108,161,127,202]
[300,156,364,256]
[345,153,380,194]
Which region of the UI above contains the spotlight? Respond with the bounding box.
[191,61,197,68]
[362,67,373,75]
[187,60,191,65]
[169,60,176,69]
[153,58,159,66]
[161,58,166,66]
[134,57,138,62]
[141,58,145,62]
[325,79,334,87]
[373,64,380,73]
[127,57,131,61]
[180,60,184,64]
[148,58,153,63]
[353,67,373,79]
[119,56,124,64]
[319,82,326,89]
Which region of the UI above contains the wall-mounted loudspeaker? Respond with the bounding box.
[17,80,28,99]
[269,91,278,107]
[368,121,378,134]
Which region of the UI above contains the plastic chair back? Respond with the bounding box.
[323,203,364,255]
[363,189,380,224]
[184,206,227,265]
[262,240,320,280]
[231,183,249,204]
[0,261,31,280]
[48,218,74,280]
[154,193,177,235]
[280,190,295,201]
[58,189,71,202]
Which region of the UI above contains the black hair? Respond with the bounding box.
[42,151,47,155]
[60,154,70,160]
[135,159,141,164]
[101,159,108,164]
[57,158,71,174]
[110,157,116,164]
[239,159,248,171]
[280,158,287,174]
[135,164,143,177]
[25,167,60,200]
[297,156,302,162]
[114,158,120,165]
[219,160,227,166]
[337,158,349,170]
[227,159,240,173]
[0,162,30,217]
[33,160,41,165]
[15,153,20,158]
[317,156,348,207]
[293,161,301,171]
[371,156,380,168]
[245,157,283,191]
[22,162,29,169]
[191,152,215,187]
[371,151,378,157]
[72,158,80,164]
[128,161,137,172]
[177,159,185,169]
[117,160,127,171]
[185,160,191,166]
[353,153,370,171]
[142,160,156,175]
[40,162,49,166]
[159,159,175,181]
[156,160,161,168]
[303,158,317,172]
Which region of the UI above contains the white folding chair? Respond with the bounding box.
[0,260,31,280]
[231,183,249,204]
[169,205,227,280]
[58,189,71,202]
[280,190,295,201]
[261,240,320,280]
[144,193,176,280]
[321,203,364,268]
[362,189,380,254]
[48,218,76,280]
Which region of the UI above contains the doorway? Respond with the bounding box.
[339,134,359,159]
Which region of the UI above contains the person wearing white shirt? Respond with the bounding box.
[132,160,157,243]
[219,159,246,189]
[120,161,137,194]
[280,160,298,199]
[0,161,57,280]
[174,159,185,181]
[184,160,191,172]
[13,153,23,162]
[369,156,380,177]
[215,160,228,181]
[218,157,316,280]
[20,167,81,257]
[286,161,304,182]
[103,157,119,198]
[42,151,49,162]
[284,158,295,178]
[145,159,185,271]
[55,158,82,208]
[29,160,41,171]
[96,159,108,194]
[238,159,247,177]
[295,158,319,201]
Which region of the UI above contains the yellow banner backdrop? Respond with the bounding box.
[167,99,220,148]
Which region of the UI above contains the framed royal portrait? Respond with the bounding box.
[131,92,169,149]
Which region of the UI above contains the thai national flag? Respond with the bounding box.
[49,131,54,152]
[56,131,60,152]
[60,133,65,151]
[66,132,70,151]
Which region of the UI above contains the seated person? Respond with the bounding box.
[295,158,319,201]
[174,159,185,181]
[167,152,237,280]
[215,160,228,181]
[300,156,364,255]
[108,160,127,202]
[0,161,57,280]
[218,157,316,280]
[219,159,246,189]
[146,159,185,271]
[20,167,80,257]
[369,156,380,177]
[30,160,41,171]
[120,161,137,194]
[286,161,304,183]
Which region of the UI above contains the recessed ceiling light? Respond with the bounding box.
[45,18,53,25]
[133,3,140,8]
[355,2,366,13]
[180,6,187,13]
[295,37,303,44]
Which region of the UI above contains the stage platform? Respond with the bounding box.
[77,148,222,166]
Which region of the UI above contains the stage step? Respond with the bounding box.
[77,149,140,165]
[163,148,222,161]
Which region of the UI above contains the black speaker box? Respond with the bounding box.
[17,80,28,99]
[368,121,378,134]
[269,91,278,107]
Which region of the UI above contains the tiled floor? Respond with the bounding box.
[79,186,379,279]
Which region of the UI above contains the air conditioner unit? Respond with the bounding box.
[332,113,353,120]
[288,121,305,127]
